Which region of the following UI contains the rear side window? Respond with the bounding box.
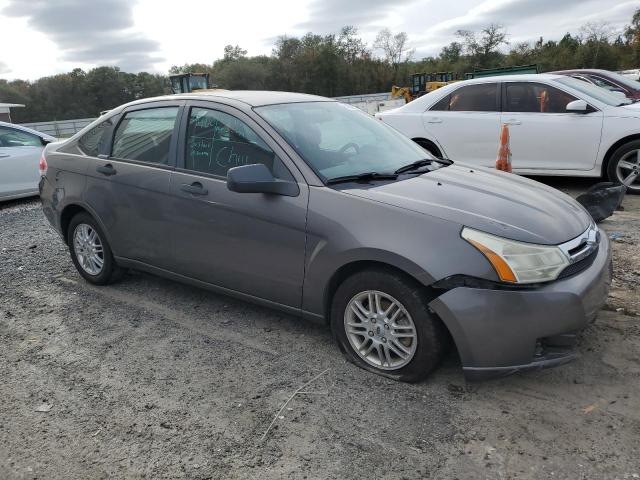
[0,126,41,147]
[429,95,451,111]
[112,107,179,164]
[505,82,578,113]
[448,84,498,112]
[185,107,291,179]
[78,121,110,157]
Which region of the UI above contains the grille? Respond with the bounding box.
[557,247,598,279]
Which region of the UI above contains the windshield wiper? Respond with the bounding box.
[394,156,453,174]
[326,171,398,185]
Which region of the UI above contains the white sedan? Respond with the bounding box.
[376,73,640,193]
[0,121,56,201]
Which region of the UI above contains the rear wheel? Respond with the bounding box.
[331,269,448,382]
[67,212,123,285]
[606,140,640,194]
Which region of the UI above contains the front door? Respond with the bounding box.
[421,82,501,166]
[501,81,604,171]
[168,102,308,309]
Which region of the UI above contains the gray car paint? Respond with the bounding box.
[40,91,612,379]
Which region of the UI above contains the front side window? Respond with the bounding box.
[0,126,41,147]
[448,83,498,112]
[256,102,437,181]
[112,107,179,164]
[78,121,111,157]
[185,107,291,179]
[505,82,578,113]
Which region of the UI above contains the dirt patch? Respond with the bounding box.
[1,181,639,479]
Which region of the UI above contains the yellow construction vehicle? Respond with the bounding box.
[169,73,226,94]
[391,86,415,103]
[392,72,460,103]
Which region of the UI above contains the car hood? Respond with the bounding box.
[342,164,592,245]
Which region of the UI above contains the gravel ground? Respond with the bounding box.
[1,179,639,480]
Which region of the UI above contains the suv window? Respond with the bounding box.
[0,126,41,147]
[505,82,578,113]
[447,83,498,112]
[78,121,111,157]
[185,107,292,179]
[112,107,179,164]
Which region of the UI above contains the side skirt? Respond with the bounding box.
[114,257,325,325]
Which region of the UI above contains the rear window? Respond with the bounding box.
[78,121,111,157]
[112,107,179,164]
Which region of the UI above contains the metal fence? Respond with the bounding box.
[19,117,97,138]
[333,92,405,115]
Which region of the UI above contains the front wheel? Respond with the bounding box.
[330,269,448,382]
[606,140,640,194]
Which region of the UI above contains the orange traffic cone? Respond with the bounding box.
[496,124,512,173]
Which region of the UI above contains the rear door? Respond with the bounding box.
[167,101,309,308]
[421,82,501,166]
[501,81,604,171]
[83,101,183,268]
[0,126,42,197]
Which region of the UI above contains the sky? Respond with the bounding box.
[0,0,638,80]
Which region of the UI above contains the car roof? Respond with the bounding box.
[549,69,609,75]
[459,73,564,83]
[119,90,335,111]
[0,120,54,139]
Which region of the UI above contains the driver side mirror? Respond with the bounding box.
[227,163,299,197]
[566,100,589,114]
[40,137,53,146]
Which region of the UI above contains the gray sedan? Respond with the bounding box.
[0,121,55,201]
[39,91,612,381]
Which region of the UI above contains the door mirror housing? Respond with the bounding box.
[227,163,299,197]
[566,99,588,113]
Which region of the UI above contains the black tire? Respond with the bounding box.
[414,138,442,159]
[67,212,123,285]
[330,268,449,383]
[606,140,640,194]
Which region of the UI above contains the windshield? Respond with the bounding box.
[555,77,632,106]
[606,71,640,90]
[255,102,435,182]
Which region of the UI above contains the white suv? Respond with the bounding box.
[376,74,640,192]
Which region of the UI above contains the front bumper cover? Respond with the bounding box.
[428,230,612,381]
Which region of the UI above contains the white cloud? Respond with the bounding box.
[0,0,637,80]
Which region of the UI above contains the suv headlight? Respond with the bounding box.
[462,227,570,284]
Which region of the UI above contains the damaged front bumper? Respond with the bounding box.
[428,231,612,381]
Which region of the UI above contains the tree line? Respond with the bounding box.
[2,10,640,123]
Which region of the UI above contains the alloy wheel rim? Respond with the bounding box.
[616,150,640,190]
[73,224,104,275]
[343,290,417,370]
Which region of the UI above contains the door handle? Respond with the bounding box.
[0,153,9,158]
[504,119,522,125]
[180,182,208,196]
[426,117,443,124]
[96,164,117,176]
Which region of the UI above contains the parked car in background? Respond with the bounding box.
[40,91,611,382]
[376,74,640,193]
[0,121,56,201]
[551,69,640,101]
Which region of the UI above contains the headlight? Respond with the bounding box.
[461,227,570,284]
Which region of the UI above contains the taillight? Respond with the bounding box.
[39,151,48,176]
